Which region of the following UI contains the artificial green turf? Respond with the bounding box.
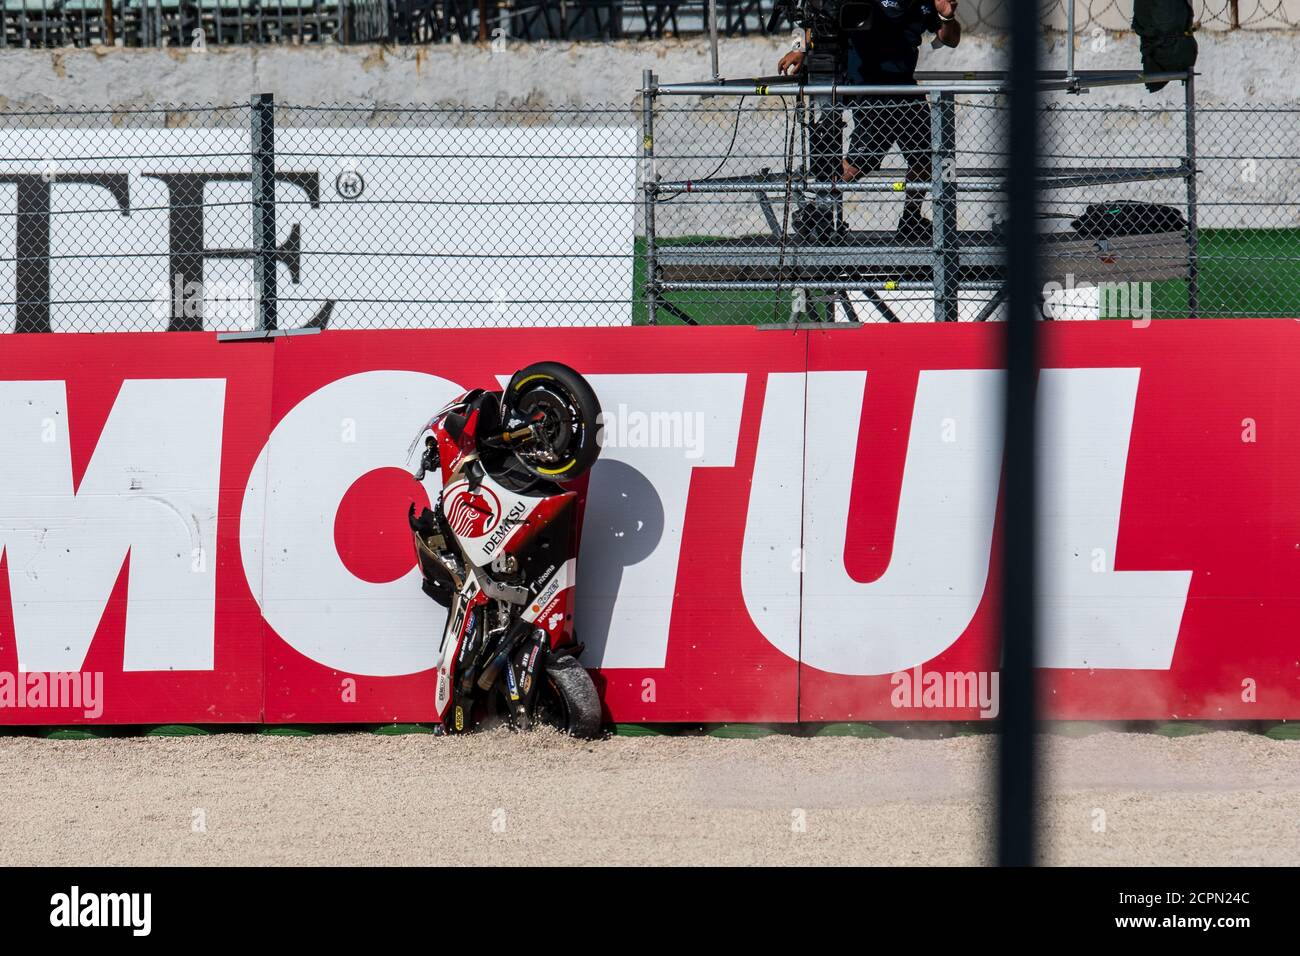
[814,722,893,738]
[707,723,777,738]
[372,723,435,736]
[612,723,668,736]
[632,235,794,326]
[633,229,1300,325]
[146,724,211,737]
[1152,228,1300,318]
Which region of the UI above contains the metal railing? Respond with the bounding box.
[643,70,1202,324]
[3,0,385,47]
[3,0,1299,49]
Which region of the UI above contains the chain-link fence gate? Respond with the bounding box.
[645,70,1204,325]
[1,88,1297,332]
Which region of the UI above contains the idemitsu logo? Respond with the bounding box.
[49,886,151,936]
[443,481,502,537]
[0,671,103,719]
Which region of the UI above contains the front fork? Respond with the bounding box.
[470,618,548,732]
[504,627,549,731]
[444,608,549,735]
[440,592,481,734]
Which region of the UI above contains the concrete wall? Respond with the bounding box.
[0,32,1298,111]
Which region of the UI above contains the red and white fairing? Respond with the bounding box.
[439,477,573,570]
[420,391,582,720]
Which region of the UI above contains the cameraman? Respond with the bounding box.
[779,0,961,241]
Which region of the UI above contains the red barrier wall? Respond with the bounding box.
[1,323,1298,724]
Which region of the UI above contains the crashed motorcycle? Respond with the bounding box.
[407,362,603,738]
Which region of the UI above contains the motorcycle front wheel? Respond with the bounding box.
[534,656,603,740]
[502,362,602,482]
[485,654,603,739]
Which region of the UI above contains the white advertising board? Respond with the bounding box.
[0,126,636,332]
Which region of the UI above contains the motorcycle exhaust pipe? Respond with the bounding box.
[476,650,510,692]
[476,620,533,691]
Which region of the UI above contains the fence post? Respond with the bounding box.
[930,91,958,322]
[1184,70,1199,318]
[1065,0,1075,88]
[642,69,658,326]
[251,93,278,332]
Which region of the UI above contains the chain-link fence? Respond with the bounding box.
[645,79,1300,324]
[1,91,1297,331]
[0,100,643,332]
[3,0,1299,49]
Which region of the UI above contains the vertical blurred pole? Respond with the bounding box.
[997,0,1040,867]
[708,0,719,80]
[1065,0,1075,88]
[478,0,487,42]
[103,0,116,45]
[251,93,278,332]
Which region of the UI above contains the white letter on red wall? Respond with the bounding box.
[1038,368,1191,668]
[743,367,1192,675]
[740,372,806,664]
[577,374,746,668]
[0,379,225,672]
[240,370,464,676]
[746,369,1004,675]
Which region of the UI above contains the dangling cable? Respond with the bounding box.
[658,94,748,203]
